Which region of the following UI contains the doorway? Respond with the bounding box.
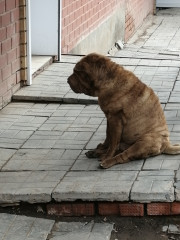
[26,0,61,85]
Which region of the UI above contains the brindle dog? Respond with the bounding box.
[68,53,180,168]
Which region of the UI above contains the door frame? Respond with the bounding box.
[26,0,61,86]
[26,0,32,85]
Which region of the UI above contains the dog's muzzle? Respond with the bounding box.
[67,76,81,93]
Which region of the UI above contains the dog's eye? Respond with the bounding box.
[74,68,82,73]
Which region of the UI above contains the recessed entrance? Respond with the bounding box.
[26,0,61,85]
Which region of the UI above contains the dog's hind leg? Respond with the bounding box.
[100,133,165,168]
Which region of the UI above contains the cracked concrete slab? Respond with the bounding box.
[0,213,55,240]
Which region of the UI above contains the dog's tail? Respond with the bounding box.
[163,143,180,155]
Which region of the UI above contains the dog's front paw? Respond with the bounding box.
[100,158,116,169]
[85,150,98,158]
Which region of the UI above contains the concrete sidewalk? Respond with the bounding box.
[0,213,113,240]
[0,8,180,213]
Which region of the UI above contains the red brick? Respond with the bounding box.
[2,38,11,54]
[2,64,11,81]
[147,203,171,216]
[62,45,68,54]
[76,0,81,9]
[6,0,16,11]
[47,203,95,216]
[69,31,74,41]
[2,12,11,27]
[171,202,180,215]
[16,46,20,58]
[62,26,67,36]
[99,203,119,215]
[12,82,21,94]
[69,12,74,23]
[0,54,7,69]
[0,80,8,96]
[0,1,5,14]
[7,23,16,38]
[11,8,19,22]
[7,74,16,90]
[15,21,20,33]
[119,203,144,216]
[16,70,21,83]
[0,27,6,42]
[64,16,70,26]
[62,6,68,18]
[7,48,17,64]
[16,0,20,7]
[11,58,20,73]
[47,203,72,216]
[72,203,95,216]
[12,33,20,48]
[99,202,144,216]
[63,0,71,8]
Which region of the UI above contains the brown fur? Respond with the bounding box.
[67,53,180,168]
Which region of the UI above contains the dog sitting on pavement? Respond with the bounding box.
[68,53,180,169]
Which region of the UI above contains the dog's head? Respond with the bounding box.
[67,53,114,97]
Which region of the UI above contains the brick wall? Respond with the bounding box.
[61,0,123,54]
[62,0,154,54]
[0,0,21,109]
[125,0,154,41]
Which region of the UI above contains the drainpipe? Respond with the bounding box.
[26,0,32,85]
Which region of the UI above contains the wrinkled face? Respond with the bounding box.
[67,60,98,97]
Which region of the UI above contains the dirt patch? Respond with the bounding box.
[1,204,180,240]
[110,216,180,240]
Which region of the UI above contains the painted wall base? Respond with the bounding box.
[70,6,125,55]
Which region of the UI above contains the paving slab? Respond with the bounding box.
[51,221,113,240]
[52,171,138,202]
[143,154,180,170]
[0,213,54,240]
[131,180,175,202]
[126,9,180,51]
[0,171,65,204]
[131,170,175,202]
[2,148,81,171]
